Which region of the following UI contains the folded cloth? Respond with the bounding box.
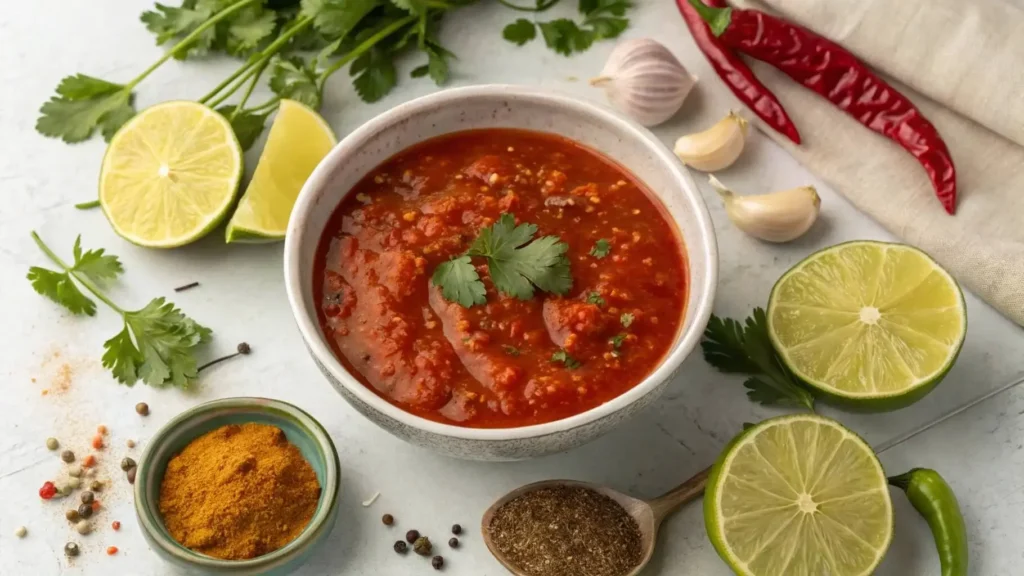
[726,0,1024,326]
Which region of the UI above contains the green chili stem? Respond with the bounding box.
[127,0,261,91]
[319,15,418,81]
[30,231,125,315]
[75,200,101,210]
[200,14,315,106]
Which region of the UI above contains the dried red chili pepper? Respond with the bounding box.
[688,0,957,214]
[675,0,801,145]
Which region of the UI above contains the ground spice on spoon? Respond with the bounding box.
[489,486,643,576]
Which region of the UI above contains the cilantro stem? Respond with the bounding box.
[200,15,315,106]
[246,97,281,115]
[231,58,271,119]
[318,15,419,82]
[30,231,125,315]
[75,200,101,210]
[127,0,261,91]
[497,0,561,11]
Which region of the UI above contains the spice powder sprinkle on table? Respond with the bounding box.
[489,486,643,576]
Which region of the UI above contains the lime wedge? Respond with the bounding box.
[767,241,966,410]
[225,99,336,243]
[99,101,243,248]
[705,414,893,576]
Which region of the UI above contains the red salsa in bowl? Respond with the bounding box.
[314,129,686,428]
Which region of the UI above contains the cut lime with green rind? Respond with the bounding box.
[99,101,243,248]
[705,414,894,576]
[767,241,966,412]
[225,99,337,243]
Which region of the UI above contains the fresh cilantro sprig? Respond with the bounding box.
[702,309,816,411]
[432,214,572,308]
[590,238,610,259]
[551,349,581,369]
[502,0,631,56]
[38,0,460,150]
[27,232,212,388]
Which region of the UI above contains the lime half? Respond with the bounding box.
[225,99,336,243]
[99,101,243,248]
[705,414,893,576]
[768,241,966,410]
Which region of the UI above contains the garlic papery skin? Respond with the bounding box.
[709,175,821,243]
[674,112,748,172]
[590,38,696,127]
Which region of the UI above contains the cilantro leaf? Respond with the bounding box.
[425,41,455,85]
[140,2,217,58]
[551,349,581,369]
[502,345,521,357]
[586,15,628,39]
[410,64,430,78]
[225,8,278,55]
[468,214,572,300]
[586,291,605,307]
[538,19,591,56]
[55,74,125,100]
[432,256,487,308]
[106,297,213,388]
[351,48,397,103]
[72,237,124,284]
[27,267,96,316]
[702,309,816,411]
[609,333,626,349]
[503,19,537,45]
[270,56,323,109]
[36,87,134,144]
[620,312,634,327]
[590,238,610,258]
[390,0,428,15]
[303,0,381,40]
[580,0,631,17]
[215,105,270,151]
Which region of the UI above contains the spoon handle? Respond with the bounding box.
[648,466,711,525]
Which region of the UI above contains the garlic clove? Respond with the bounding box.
[709,175,821,243]
[590,38,697,127]
[674,112,748,172]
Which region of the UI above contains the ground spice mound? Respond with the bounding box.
[158,423,321,560]
[489,486,643,576]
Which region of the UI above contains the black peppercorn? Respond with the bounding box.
[393,540,407,554]
[382,513,394,526]
[64,542,80,557]
[237,342,251,354]
[451,524,462,535]
[432,555,444,570]
[405,529,419,543]
[77,503,94,519]
[80,491,94,504]
[448,537,459,548]
[61,450,75,463]
[121,457,136,472]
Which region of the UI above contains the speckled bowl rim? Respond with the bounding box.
[284,84,718,442]
[134,397,341,570]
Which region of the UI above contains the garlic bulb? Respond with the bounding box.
[709,175,821,243]
[590,38,696,127]
[674,112,748,172]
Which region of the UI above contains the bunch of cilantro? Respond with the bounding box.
[36,0,466,150]
[36,0,632,151]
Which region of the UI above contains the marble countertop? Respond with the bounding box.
[2,1,1022,574]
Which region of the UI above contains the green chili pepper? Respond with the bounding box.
[889,468,968,576]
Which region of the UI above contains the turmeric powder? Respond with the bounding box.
[158,423,321,560]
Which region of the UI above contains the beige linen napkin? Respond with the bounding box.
[726,0,1024,326]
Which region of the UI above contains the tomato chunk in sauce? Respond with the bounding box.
[314,129,687,428]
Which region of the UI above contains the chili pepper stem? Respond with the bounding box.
[686,0,732,37]
[887,469,920,490]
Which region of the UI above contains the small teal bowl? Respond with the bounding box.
[135,397,341,575]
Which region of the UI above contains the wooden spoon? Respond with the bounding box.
[481,467,710,576]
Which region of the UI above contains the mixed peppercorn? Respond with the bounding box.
[383,513,464,570]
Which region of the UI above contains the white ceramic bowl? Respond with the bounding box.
[284,85,718,460]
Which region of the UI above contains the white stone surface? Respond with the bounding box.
[1,1,1022,574]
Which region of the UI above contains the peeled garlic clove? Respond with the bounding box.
[674,112,748,172]
[590,38,696,127]
[709,175,821,243]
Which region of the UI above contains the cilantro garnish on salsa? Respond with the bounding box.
[315,129,686,428]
